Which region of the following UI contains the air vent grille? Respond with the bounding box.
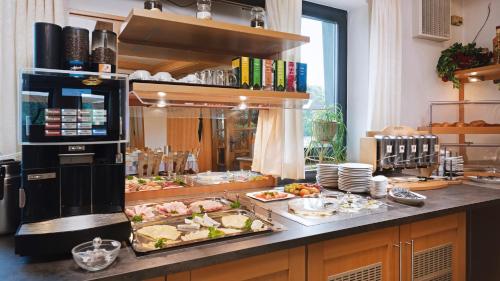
[414,243,453,281]
[328,262,382,281]
[413,0,451,41]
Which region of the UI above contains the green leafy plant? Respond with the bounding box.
[305,104,346,164]
[208,227,225,239]
[436,42,492,88]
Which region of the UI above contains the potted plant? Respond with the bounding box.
[436,42,492,88]
[306,104,346,163]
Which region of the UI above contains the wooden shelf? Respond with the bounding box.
[417,126,500,134]
[454,64,500,82]
[130,82,310,109]
[118,9,310,70]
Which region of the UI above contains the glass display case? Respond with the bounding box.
[421,100,500,174]
[19,68,128,144]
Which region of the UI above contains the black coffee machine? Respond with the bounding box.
[15,69,131,256]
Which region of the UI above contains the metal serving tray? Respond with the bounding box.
[130,209,278,256]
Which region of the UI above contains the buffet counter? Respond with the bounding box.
[1,184,500,281]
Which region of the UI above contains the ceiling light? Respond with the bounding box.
[158,91,166,97]
[470,72,478,75]
[239,96,247,101]
[157,101,167,107]
[467,75,484,83]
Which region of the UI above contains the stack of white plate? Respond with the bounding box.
[338,163,373,193]
[316,164,339,188]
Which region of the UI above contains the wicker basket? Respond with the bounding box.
[312,120,338,142]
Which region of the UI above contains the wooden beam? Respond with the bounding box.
[68,9,126,23]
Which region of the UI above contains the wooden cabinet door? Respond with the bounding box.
[400,212,466,281]
[165,246,305,281]
[308,226,400,281]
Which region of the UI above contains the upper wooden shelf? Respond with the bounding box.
[417,126,500,134]
[118,9,310,66]
[129,82,310,109]
[454,64,500,82]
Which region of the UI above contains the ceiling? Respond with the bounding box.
[305,0,368,11]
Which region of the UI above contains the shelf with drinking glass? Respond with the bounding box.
[454,64,500,83]
[118,9,310,66]
[128,82,310,109]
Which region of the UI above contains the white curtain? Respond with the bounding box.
[0,0,65,157]
[252,0,305,179]
[366,0,402,130]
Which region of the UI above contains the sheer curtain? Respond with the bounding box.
[0,0,65,157]
[252,0,305,179]
[366,0,402,130]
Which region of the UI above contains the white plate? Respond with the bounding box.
[246,190,296,202]
[338,163,373,169]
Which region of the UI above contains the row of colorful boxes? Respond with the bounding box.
[232,57,307,92]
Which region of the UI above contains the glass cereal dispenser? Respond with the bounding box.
[91,29,117,73]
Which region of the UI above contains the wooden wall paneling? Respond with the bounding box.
[166,110,200,152]
[189,247,305,281]
[307,227,399,281]
[167,272,191,281]
[144,277,166,281]
[129,106,146,149]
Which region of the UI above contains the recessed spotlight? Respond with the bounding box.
[158,91,166,97]
[238,102,247,110]
[157,101,167,107]
[468,75,484,83]
[239,96,247,101]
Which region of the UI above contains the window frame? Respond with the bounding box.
[302,1,348,126]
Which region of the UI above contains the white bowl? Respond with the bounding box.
[129,70,151,80]
[152,72,173,81]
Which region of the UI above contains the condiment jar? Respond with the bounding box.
[197,0,212,20]
[250,7,265,28]
[144,0,162,11]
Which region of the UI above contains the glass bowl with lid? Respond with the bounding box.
[72,237,121,271]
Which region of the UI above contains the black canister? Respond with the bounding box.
[0,160,21,234]
[62,26,89,71]
[34,22,62,69]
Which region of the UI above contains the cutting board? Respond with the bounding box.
[391,180,462,191]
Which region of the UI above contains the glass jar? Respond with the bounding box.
[91,29,117,73]
[494,25,500,64]
[197,0,212,20]
[62,26,89,71]
[144,0,162,11]
[250,7,265,29]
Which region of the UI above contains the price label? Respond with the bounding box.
[386,145,393,153]
[411,145,417,153]
[423,144,429,152]
[399,145,405,153]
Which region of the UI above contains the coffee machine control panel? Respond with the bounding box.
[19,68,127,144]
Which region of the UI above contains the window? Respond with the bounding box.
[301,1,347,166]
